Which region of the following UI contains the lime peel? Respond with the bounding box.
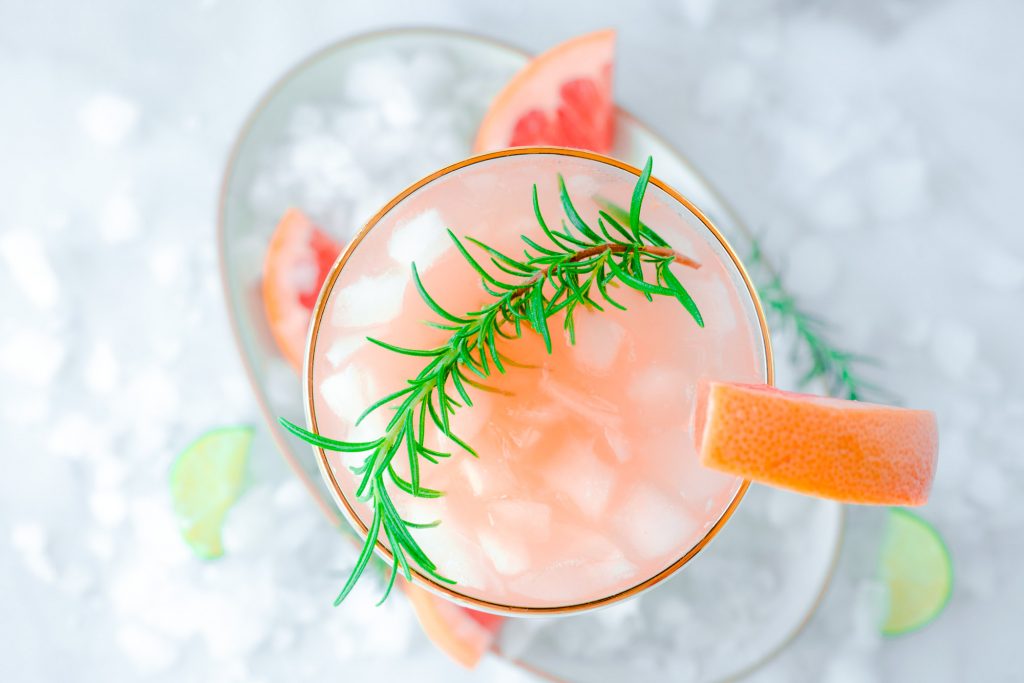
[880,508,953,636]
[170,426,254,559]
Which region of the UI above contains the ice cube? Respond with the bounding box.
[678,459,738,513]
[0,328,64,386]
[320,365,378,422]
[79,92,139,146]
[408,49,457,99]
[387,208,450,272]
[478,529,530,575]
[930,318,977,380]
[59,564,94,598]
[48,413,112,460]
[84,340,119,394]
[510,561,594,604]
[593,594,641,629]
[589,555,638,586]
[0,231,59,309]
[100,191,142,243]
[461,458,487,496]
[10,521,57,583]
[325,334,367,368]
[88,530,115,561]
[568,310,625,373]
[381,92,420,128]
[489,500,552,540]
[116,624,179,674]
[148,243,185,287]
[347,408,387,445]
[615,484,699,560]
[505,423,542,449]
[457,453,514,501]
[562,173,599,198]
[126,367,180,422]
[446,389,493,444]
[342,54,410,104]
[413,525,492,590]
[765,489,813,527]
[272,479,306,510]
[542,438,615,519]
[287,104,326,137]
[568,527,625,564]
[510,528,628,603]
[603,426,632,463]
[626,366,690,412]
[540,372,621,425]
[222,487,276,556]
[699,277,739,332]
[505,395,568,427]
[89,490,127,527]
[395,494,447,526]
[199,593,270,659]
[330,271,406,328]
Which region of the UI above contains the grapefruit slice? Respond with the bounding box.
[879,508,953,635]
[404,583,503,669]
[261,209,342,371]
[694,381,938,505]
[474,29,616,154]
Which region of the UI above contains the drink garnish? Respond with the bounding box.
[170,426,253,559]
[694,381,937,505]
[879,508,952,635]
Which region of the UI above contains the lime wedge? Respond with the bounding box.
[170,426,253,559]
[880,508,953,635]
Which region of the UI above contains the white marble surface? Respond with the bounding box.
[2,1,1022,681]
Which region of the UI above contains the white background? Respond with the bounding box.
[1,0,1022,681]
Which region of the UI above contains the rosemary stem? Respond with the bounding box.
[509,243,700,302]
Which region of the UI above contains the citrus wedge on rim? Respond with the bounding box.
[170,426,253,559]
[694,381,938,505]
[404,584,504,668]
[879,508,953,635]
[474,29,616,154]
[262,208,342,371]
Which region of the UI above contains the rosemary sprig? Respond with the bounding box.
[281,157,705,604]
[597,199,887,401]
[746,240,886,401]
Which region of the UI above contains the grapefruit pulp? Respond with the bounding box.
[474,29,616,154]
[261,209,342,371]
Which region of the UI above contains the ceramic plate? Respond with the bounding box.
[218,27,841,683]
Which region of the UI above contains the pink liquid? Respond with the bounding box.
[310,153,767,609]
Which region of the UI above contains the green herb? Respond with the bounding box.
[281,157,704,604]
[747,240,887,401]
[598,197,887,402]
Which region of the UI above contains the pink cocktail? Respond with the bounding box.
[306,149,770,613]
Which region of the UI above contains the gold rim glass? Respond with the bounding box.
[304,147,774,615]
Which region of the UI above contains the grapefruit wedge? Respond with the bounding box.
[694,381,938,505]
[404,584,503,669]
[474,29,616,154]
[261,209,342,371]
